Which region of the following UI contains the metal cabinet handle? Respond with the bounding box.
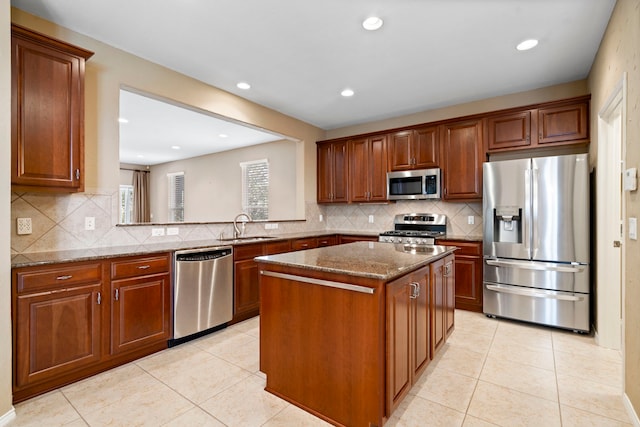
[56,275,73,280]
[114,289,119,301]
[75,169,80,180]
[97,292,101,305]
[137,265,151,270]
[409,282,418,299]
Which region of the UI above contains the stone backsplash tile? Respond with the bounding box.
[11,192,483,254]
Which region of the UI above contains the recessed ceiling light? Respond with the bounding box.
[516,39,539,51]
[219,133,228,138]
[171,145,181,150]
[118,117,129,123]
[362,16,383,31]
[236,82,251,90]
[136,154,144,158]
[341,88,355,97]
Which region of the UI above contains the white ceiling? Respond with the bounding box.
[12,0,616,158]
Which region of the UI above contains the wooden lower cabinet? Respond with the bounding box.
[232,243,265,324]
[109,254,172,355]
[438,239,483,312]
[338,234,379,244]
[430,254,455,355]
[386,266,430,413]
[12,253,171,403]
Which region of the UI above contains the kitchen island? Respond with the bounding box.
[256,242,456,427]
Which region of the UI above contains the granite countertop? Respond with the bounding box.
[10,230,380,268]
[436,235,483,242]
[255,241,457,281]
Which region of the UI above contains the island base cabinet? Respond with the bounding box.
[386,267,430,414]
[259,265,385,427]
[431,254,456,355]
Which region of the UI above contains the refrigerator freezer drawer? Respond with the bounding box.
[484,258,589,293]
[483,283,590,332]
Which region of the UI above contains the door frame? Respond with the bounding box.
[596,73,627,351]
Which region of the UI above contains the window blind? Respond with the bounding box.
[168,172,185,222]
[241,159,269,220]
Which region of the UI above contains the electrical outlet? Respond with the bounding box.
[264,223,279,230]
[319,214,324,222]
[467,215,475,225]
[368,215,374,224]
[17,218,32,235]
[630,218,638,240]
[85,217,95,231]
[152,228,165,237]
[166,227,179,236]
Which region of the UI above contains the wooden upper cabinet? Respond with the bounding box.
[11,24,94,193]
[349,135,388,202]
[388,127,439,171]
[441,120,483,201]
[486,110,532,151]
[537,101,588,144]
[486,97,589,153]
[317,141,349,203]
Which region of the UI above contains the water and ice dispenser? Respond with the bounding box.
[492,206,522,243]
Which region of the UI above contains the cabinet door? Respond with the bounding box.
[111,273,171,355]
[386,276,412,413]
[441,120,483,200]
[444,257,456,337]
[537,101,588,145]
[412,271,430,378]
[11,25,92,192]
[317,142,334,203]
[486,111,532,151]
[430,258,445,355]
[368,135,388,201]
[234,259,261,317]
[349,137,370,202]
[413,126,439,169]
[389,131,413,171]
[438,240,483,312]
[15,284,102,387]
[332,141,349,202]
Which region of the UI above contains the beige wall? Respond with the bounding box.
[588,0,640,418]
[1,0,14,421]
[148,139,298,223]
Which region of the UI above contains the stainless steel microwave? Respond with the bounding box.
[387,168,441,200]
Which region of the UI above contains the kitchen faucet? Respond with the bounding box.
[233,212,253,238]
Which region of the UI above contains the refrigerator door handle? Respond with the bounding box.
[485,258,586,273]
[531,166,539,257]
[524,168,532,257]
[485,284,584,302]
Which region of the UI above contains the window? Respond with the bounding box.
[119,185,133,224]
[168,172,185,222]
[241,159,269,220]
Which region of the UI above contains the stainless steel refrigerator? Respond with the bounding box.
[483,153,590,332]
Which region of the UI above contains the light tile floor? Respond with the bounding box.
[8,310,633,426]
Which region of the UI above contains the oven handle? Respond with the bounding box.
[485,284,584,302]
[485,259,585,273]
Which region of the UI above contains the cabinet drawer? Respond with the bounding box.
[265,240,291,255]
[234,243,265,261]
[15,262,103,294]
[111,254,170,279]
[437,240,482,256]
[291,237,318,251]
[317,235,338,247]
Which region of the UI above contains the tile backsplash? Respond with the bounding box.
[11,191,482,254]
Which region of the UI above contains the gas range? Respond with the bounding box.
[378,213,447,245]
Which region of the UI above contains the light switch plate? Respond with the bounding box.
[166,227,179,236]
[17,218,32,235]
[368,215,374,223]
[629,218,637,240]
[152,228,165,237]
[468,215,475,225]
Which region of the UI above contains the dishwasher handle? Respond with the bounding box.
[175,247,232,262]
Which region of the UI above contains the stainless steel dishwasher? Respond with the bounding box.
[172,246,233,344]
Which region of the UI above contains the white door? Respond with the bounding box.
[596,77,625,350]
